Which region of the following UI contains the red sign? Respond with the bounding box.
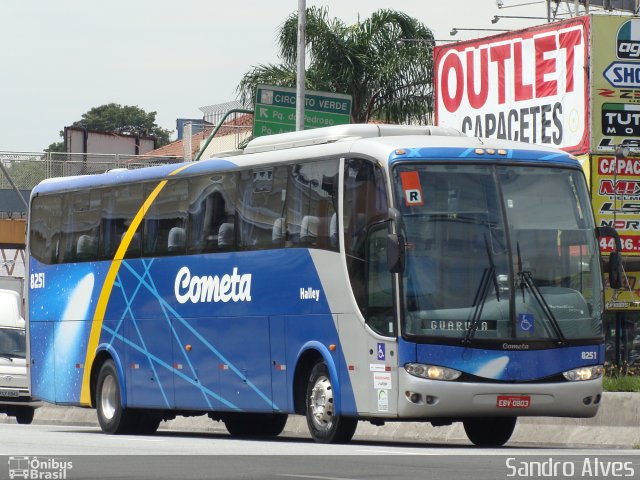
[597,156,640,176]
[496,395,531,408]
[435,17,589,154]
[399,171,425,207]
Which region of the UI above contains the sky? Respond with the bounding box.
[0,0,568,152]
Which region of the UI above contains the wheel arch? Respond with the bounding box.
[89,344,126,408]
[292,342,340,415]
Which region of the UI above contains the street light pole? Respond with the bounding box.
[296,0,306,131]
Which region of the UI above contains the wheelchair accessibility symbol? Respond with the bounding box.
[518,313,534,332]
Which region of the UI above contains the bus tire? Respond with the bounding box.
[305,361,357,444]
[15,407,34,425]
[133,412,161,435]
[224,413,288,437]
[96,359,137,434]
[463,417,517,447]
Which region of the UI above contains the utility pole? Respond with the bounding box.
[296,0,306,131]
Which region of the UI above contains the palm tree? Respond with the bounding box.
[237,7,435,125]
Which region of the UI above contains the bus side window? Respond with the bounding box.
[143,179,188,257]
[343,158,391,334]
[187,173,237,253]
[101,184,143,260]
[285,159,339,251]
[29,195,62,265]
[237,167,287,250]
[59,190,101,263]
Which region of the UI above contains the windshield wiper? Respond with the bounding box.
[0,354,15,362]
[463,235,500,345]
[516,243,567,346]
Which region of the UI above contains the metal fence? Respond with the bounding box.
[0,151,184,191]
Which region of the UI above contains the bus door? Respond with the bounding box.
[342,158,398,415]
[362,224,399,416]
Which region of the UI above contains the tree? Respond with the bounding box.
[45,103,172,151]
[237,8,435,124]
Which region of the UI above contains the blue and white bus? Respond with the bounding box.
[27,124,615,446]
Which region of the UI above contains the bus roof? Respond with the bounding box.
[31,125,579,197]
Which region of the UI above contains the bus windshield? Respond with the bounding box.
[394,163,603,345]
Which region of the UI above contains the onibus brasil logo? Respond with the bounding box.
[8,456,73,479]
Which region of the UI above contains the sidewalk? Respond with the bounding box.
[7,392,640,448]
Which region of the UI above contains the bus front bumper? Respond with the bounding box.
[397,369,602,419]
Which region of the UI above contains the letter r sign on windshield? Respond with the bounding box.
[400,171,424,206]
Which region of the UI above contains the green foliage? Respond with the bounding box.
[237,7,434,124]
[45,103,172,151]
[603,376,640,392]
[45,141,65,153]
[603,362,640,392]
[3,161,48,190]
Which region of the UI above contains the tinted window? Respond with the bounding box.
[237,166,287,250]
[285,159,339,250]
[144,180,188,256]
[343,159,389,325]
[29,195,62,264]
[59,190,101,263]
[187,173,237,253]
[101,184,143,259]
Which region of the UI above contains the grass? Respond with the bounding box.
[603,375,640,392]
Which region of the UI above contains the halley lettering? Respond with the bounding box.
[174,266,252,304]
[300,287,321,302]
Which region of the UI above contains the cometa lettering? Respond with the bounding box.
[174,266,252,304]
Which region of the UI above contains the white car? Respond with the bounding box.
[0,289,41,424]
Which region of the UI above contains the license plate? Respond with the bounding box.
[497,395,530,408]
[0,390,19,398]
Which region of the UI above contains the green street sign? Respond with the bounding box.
[253,85,352,138]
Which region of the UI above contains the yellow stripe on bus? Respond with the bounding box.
[79,164,193,406]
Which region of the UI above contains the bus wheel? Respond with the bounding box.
[15,407,34,425]
[224,413,288,437]
[305,361,357,444]
[96,359,136,434]
[133,412,161,435]
[463,417,517,447]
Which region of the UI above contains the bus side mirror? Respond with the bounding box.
[609,251,623,290]
[595,226,623,289]
[387,233,405,273]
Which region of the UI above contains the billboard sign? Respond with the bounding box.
[435,18,589,154]
[592,153,640,256]
[593,17,640,152]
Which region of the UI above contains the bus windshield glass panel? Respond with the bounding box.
[393,163,603,345]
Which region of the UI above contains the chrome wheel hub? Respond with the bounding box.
[100,374,117,421]
[309,375,334,431]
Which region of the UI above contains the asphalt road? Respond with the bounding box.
[0,423,638,480]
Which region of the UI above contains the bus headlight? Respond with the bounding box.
[405,363,462,381]
[562,365,604,381]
